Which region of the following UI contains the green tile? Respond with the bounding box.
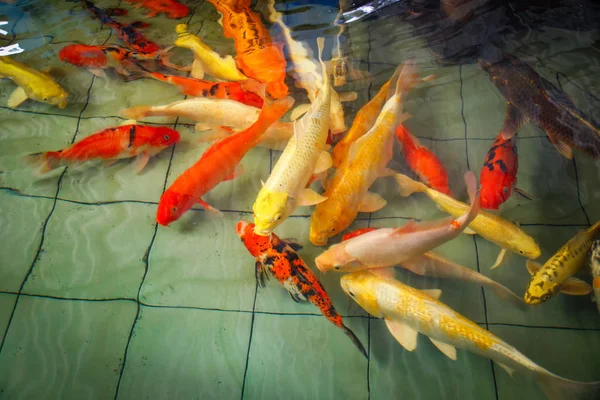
[24,201,155,299]
[244,313,368,399]
[0,296,135,399]
[117,306,250,400]
[475,225,600,329]
[369,319,496,400]
[0,293,17,344]
[0,192,53,292]
[141,212,256,310]
[491,325,600,400]
[0,112,77,197]
[58,117,176,204]
[577,154,600,223]
[254,216,369,316]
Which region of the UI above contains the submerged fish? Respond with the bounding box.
[125,0,189,19]
[156,94,294,225]
[315,171,479,273]
[395,124,451,195]
[0,56,68,109]
[341,271,600,400]
[309,62,416,246]
[235,220,368,359]
[24,124,179,174]
[479,51,600,159]
[590,240,600,313]
[525,222,600,305]
[395,173,541,268]
[252,38,331,236]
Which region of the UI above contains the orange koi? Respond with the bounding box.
[156,95,294,226]
[342,227,376,242]
[395,124,451,195]
[235,220,368,359]
[479,131,522,210]
[24,124,179,174]
[124,0,189,19]
[207,0,288,99]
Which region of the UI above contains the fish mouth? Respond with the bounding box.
[309,234,327,247]
[253,227,271,236]
[523,293,541,305]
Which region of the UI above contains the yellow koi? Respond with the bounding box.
[394,173,541,267]
[174,24,247,82]
[252,37,331,236]
[525,221,600,304]
[0,56,68,109]
[342,271,600,400]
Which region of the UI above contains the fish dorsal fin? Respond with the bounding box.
[392,217,454,236]
[346,132,370,165]
[292,114,309,143]
[357,192,387,213]
[298,188,327,206]
[313,151,332,175]
[384,318,418,351]
[560,277,593,295]
[392,220,418,235]
[429,338,457,360]
[526,259,542,276]
[496,362,516,378]
[500,103,527,140]
[421,289,442,299]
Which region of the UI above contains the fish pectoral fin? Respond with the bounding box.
[288,291,308,303]
[384,318,419,352]
[290,103,310,121]
[89,68,106,78]
[313,151,332,175]
[357,192,387,213]
[190,59,205,79]
[337,91,358,102]
[133,153,150,174]
[429,338,457,360]
[195,123,221,132]
[120,119,138,126]
[496,362,516,378]
[463,227,477,235]
[196,198,223,217]
[282,238,303,251]
[547,135,573,159]
[298,188,327,206]
[420,289,442,299]
[223,164,245,181]
[7,86,28,108]
[500,103,527,140]
[514,187,534,200]
[379,167,398,178]
[560,277,593,295]
[526,259,543,276]
[490,248,510,270]
[103,159,119,168]
[369,267,396,279]
[255,260,269,288]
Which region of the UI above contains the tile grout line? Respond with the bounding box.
[555,72,591,227]
[112,4,204,398]
[459,64,499,400]
[0,6,116,356]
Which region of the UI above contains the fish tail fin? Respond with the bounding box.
[487,282,528,310]
[121,105,151,120]
[457,171,480,228]
[537,373,600,400]
[342,325,369,360]
[259,94,295,125]
[22,151,61,174]
[316,37,329,88]
[392,59,419,103]
[395,173,428,197]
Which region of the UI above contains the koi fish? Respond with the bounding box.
[235,220,368,359]
[590,240,600,314]
[174,24,247,82]
[124,0,189,19]
[525,222,600,305]
[308,62,416,246]
[394,173,541,268]
[479,51,600,159]
[0,56,69,109]
[341,227,525,309]
[207,0,288,99]
[479,131,523,209]
[252,38,331,236]
[341,271,600,400]
[81,0,161,54]
[395,124,451,195]
[315,171,479,272]
[156,94,294,225]
[195,123,294,151]
[24,124,179,174]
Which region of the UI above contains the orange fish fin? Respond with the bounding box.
[197,198,223,217]
[357,192,387,213]
[547,135,573,159]
[223,164,246,181]
[560,277,593,295]
[133,153,150,174]
[500,103,527,140]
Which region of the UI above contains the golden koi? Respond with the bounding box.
[525,222,600,304]
[342,271,600,400]
[0,56,68,109]
[252,37,332,236]
[394,173,541,267]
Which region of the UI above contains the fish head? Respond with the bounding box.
[315,242,366,273]
[309,201,352,246]
[524,275,560,305]
[252,191,291,236]
[149,127,181,148]
[59,44,107,68]
[36,85,69,109]
[508,236,541,260]
[480,180,512,210]
[156,191,194,226]
[341,272,381,317]
[235,220,272,257]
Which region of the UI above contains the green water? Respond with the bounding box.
[0,0,599,399]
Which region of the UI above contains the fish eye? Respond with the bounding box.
[334,265,341,270]
[519,250,524,255]
[275,214,281,221]
[171,206,178,213]
[163,135,170,140]
[542,294,551,301]
[331,227,336,232]
[348,290,355,297]
[502,187,509,195]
